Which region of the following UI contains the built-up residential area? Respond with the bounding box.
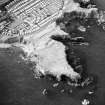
[5,0,64,36]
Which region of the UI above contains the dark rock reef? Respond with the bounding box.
[45,1,105,105]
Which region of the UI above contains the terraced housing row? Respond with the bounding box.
[6,0,64,36]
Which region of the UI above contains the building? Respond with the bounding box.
[6,0,64,36]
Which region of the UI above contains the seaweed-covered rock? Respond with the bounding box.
[74,0,96,8]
